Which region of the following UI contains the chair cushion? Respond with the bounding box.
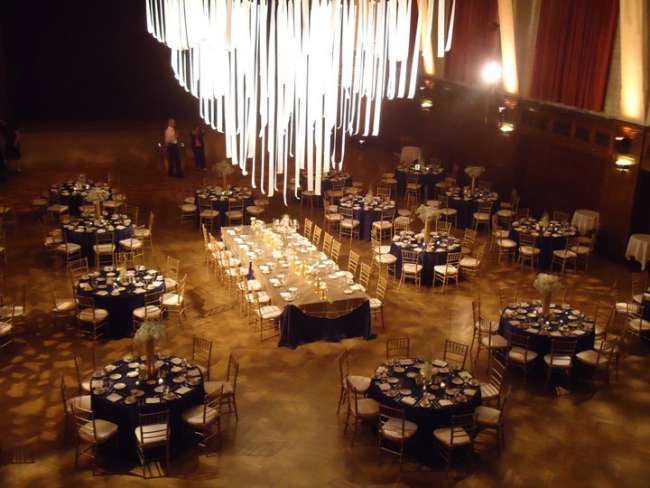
[226,210,243,219]
[375,254,397,265]
[204,380,234,397]
[53,299,76,313]
[496,209,514,218]
[372,221,393,230]
[259,305,282,320]
[67,394,92,412]
[433,427,471,447]
[473,212,490,221]
[0,305,23,318]
[543,354,572,368]
[325,213,343,222]
[497,239,517,249]
[0,322,13,337]
[57,243,81,254]
[165,277,178,290]
[200,209,220,218]
[133,305,163,320]
[93,243,115,254]
[553,249,577,259]
[374,245,392,255]
[570,245,590,255]
[79,419,118,444]
[369,298,382,309]
[433,264,458,275]
[32,198,48,206]
[492,230,510,238]
[48,204,69,213]
[508,346,538,364]
[440,208,457,215]
[628,318,650,332]
[162,292,183,307]
[246,206,264,215]
[355,398,379,418]
[134,423,169,446]
[184,197,196,204]
[346,375,371,393]
[519,245,540,256]
[182,404,220,427]
[341,219,360,228]
[381,417,418,442]
[576,349,608,367]
[397,209,412,217]
[119,238,143,250]
[181,204,197,212]
[459,257,480,268]
[480,382,499,400]
[403,263,423,274]
[475,406,501,427]
[480,334,508,349]
[133,228,151,238]
[77,308,109,323]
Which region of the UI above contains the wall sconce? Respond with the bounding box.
[499,121,515,134]
[615,155,635,172]
[420,98,433,110]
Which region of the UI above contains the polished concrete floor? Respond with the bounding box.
[0,145,649,487]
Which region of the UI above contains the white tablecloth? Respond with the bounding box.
[571,209,600,235]
[626,234,650,271]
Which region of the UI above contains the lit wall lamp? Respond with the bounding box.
[614,136,635,173]
[420,98,433,111]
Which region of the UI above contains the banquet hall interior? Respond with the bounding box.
[1,0,650,486]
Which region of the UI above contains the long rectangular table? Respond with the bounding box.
[222,225,372,348]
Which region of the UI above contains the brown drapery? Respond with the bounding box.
[444,0,499,85]
[530,0,618,112]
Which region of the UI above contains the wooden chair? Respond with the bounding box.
[162,274,187,323]
[192,336,214,380]
[204,353,240,420]
[544,338,578,390]
[182,386,223,450]
[517,233,541,269]
[134,211,154,250]
[370,273,388,330]
[372,209,395,242]
[303,218,314,241]
[433,413,475,479]
[479,356,506,405]
[506,329,538,383]
[399,248,422,289]
[472,201,492,233]
[551,237,578,273]
[132,289,164,326]
[322,232,333,256]
[339,207,360,243]
[372,228,397,278]
[386,337,410,359]
[251,292,282,341]
[331,239,342,263]
[378,404,418,464]
[71,402,118,472]
[135,410,171,478]
[438,195,458,228]
[344,376,379,445]
[225,198,244,226]
[198,196,220,233]
[76,296,108,341]
[433,251,461,292]
[474,318,508,373]
[312,225,323,248]
[474,386,511,454]
[337,349,371,414]
[443,339,469,369]
[347,250,360,278]
[358,262,371,290]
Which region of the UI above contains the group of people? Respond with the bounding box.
[164,118,207,177]
[0,120,21,180]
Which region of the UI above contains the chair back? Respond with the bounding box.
[331,239,342,262]
[498,288,517,309]
[376,274,388,301]
[322,232,333,256]
[471,299,481,325]
[166,256,180,280]
[303,218,313,240]
[137,410,170,446]
[477,202,492,214]
[446,251,461,267]
[552,210,570,223]
[339,206,354,221]
[379,404,407,440]
[516,207,530,219]
[68,257,89,281]
[436,219,452,234]
[226,354,240,392]
[401,249,421,267]
[486,355,506,391]
[386,337,410,359]
[70,401,97,442]
[463,228,477,247]
[449,413,475,447]
[377,184,391,200]
[228,198,244,212]
[549,338,577,362]
[144,289,163,310]
[519,233,537,248]
[95,230,114,246]
[312,225,322,246]
[204,384,224,422]
[338,349,350,385]
[507,329,534,363]
[443,339,469,369]
[347,250,360,277]
[394,217,410,233]
[358,262,371,289]
[406,172,420,185]
[198,196,214,212]
[192,336,213,372]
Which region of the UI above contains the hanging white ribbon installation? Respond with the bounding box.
[146,0,453,204]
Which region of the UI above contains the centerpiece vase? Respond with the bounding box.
[423,219,431,242]
[95,201,102,219]
[146,339,156,379]
[222,174,228,189]
[542,292,552,318]
[470,177,476,193]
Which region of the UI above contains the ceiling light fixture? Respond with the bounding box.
[146,0,454,203]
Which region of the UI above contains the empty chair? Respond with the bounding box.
[506,329,538,383]
[433,251,461,292]
[399,248,423,289]
[339,207,360,242]
[443,339,469,369]
[369,274,388,330]
[303,218,314,241]
[134,410,171,478]
[162,274,187,323]
[472,201,492,233]
[76,296,108,341]
[479,356,506,405]
[344,376,379,445]
[378,404,418,464]
[518,233,541,269]
[70,402,118,471]
[312,225,323,247]
[133,290,163,325]
[179,198,197,224]
[433,413,475,478]
[551,237,578,273]
[204,353,240,420]
[134,211,154,249]
[347,250,360,278]
[544,338,578,390]
[474,318,509,373]
[474,386,511,454]
[198,196,220,232]
[337,349,372,414]
[182,385,223,449]
[386,337,410,359]
[192,336,213,380]
[225,198,244,225]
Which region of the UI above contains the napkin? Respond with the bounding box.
[106,393,122,403]
[145,397,161,404]
[438,399,453,407]
[175,386,191,395]
[378,383,390,392]
[400,396,416,406]
[463,389,477,397]
[433,359,447,367]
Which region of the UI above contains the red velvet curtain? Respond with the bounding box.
[444,0,499,84]
[530,0,618,112]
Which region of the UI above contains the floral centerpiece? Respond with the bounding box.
[464,165,485,192]
[415,204,441,242]
[533,273,562,317]
[540,211,550,229]
[133,321,166,378]
[85,187,110,218]
[215,160,235,188]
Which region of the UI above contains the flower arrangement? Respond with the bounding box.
[540,211,550,228]
[465,165,485,192]
[85,187,110,203]
[134,320,166,346]
[215,160,234,187]
[415,204,441,241]
[533,273,562,294]
[464,165,485,179]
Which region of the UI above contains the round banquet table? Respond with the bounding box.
[571,209,600,235]
[338,194,396,240]
[395,165,444,199]
[91,354,205,461]
[49,180,111,215]
[195,186,254,226]
[625,234,650,271]
[77,266,166,338]
[389,230,462,286]
[368,357,481,456]
[301,170,352,195]
[445,187,499,229]
[509,218,577,269]
[499,301,595,355]
[63,213,134,262]
[643,290,650,322]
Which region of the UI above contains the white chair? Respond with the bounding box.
[433,251,461,292]
[162,274,187,323]
[337,349,372,414]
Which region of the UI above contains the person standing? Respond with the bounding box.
[191,123,206,171]
[0,120,7,180]
[5,124,21,173]
[164,118,183,177]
